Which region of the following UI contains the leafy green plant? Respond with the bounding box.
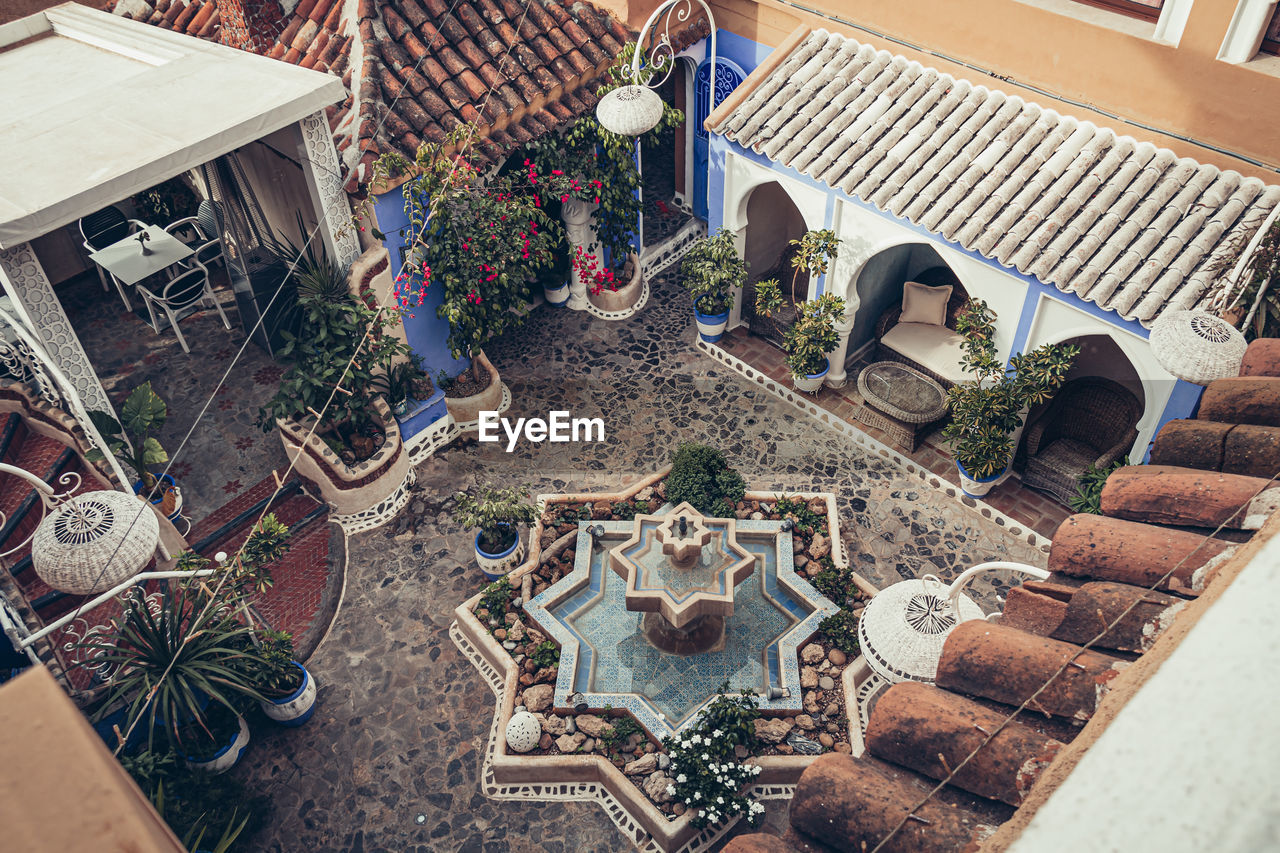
[131,176,199,225]
[256,287,412,459]
[787,229,840,305]
[772,495,826,536]
[455,485,538,554]
[122,748,267,849]
[667,443,746,517]
[241,629,302,699]
[78,583,265,753]
[259,213,353,349]
[375,360,417,408]
[817,610,860,656]
[478,577,514,619]
[680,229,747,315]
[1069,457,1128,514]
[810,559,868,609]
[232,513,290,594]
[87,381,169,491]
[752,278,783,319]
[782,293,847,378]
[942,299,1080,479]
[662,685,765,828]
[529,640,560,669]
[599,712,644,755]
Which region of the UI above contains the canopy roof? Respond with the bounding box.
[0,2,345,249]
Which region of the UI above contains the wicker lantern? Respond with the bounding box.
[596,85,665,137]
[32,491,159,595]
[1150,310,1248,385]
[857,576,984,684]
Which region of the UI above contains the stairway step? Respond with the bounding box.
[196,491,323,565]
[2,448,78,572]
[189,475,303,552]
[0,412,20,463]
[249,514,333,640]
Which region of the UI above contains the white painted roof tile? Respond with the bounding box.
[710,30,1280,327]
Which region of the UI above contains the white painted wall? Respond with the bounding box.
[831,198,1027,361]
[1023,294,1175,460]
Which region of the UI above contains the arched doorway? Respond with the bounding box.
[1017,333,1146,497]
[849,243,965,360]
[740,181,808,346]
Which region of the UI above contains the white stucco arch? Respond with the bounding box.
[1023,294,1176,461]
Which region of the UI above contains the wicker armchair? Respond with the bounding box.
[873,267,969,387]
[1022,377,1142,505]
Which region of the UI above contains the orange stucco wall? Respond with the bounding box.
[613,0,1280,180]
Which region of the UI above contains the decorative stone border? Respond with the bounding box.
[451,618,799,853]
[584,278,650,322]
[452,470,881,851]
[696,339,1052,554]
[401,379,512,468]
[640,218,707,281]
[331,467,417,536]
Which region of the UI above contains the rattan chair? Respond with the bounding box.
[1022,377,1142,505]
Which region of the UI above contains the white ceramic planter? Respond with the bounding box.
[476,525,526,580]
[694,308,729,342]
[544,283,570,306]
[957,460,1011,497]
[792,359,830,393]
[260,663,318,726]
[184,714,250,775]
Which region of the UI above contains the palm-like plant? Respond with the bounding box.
[942,299,1079,479]
[87,382,169,492]
[79,583,265,752]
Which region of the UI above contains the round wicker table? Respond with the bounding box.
[856,361,949,451]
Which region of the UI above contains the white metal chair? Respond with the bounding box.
[135,260,230,353]
[79,206,147,311]
[164,200,226,272]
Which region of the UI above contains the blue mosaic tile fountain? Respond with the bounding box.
[524,504,839,739]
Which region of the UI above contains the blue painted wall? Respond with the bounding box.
[373,188,470,381]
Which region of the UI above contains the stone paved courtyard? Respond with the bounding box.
[235,269,1047,852]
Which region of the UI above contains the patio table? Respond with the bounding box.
[87,224,192,287]
[856,361,950,451]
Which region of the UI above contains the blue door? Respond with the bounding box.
[693,57,745,221]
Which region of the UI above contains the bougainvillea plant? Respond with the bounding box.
[521,45,683,281]
[366,126,561,383]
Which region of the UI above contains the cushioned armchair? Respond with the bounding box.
[873,267,970,387]
[1022,377,1142,505]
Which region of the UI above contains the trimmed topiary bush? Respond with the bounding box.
[667,443,746,517]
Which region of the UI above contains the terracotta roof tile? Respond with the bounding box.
[112,0,627,191]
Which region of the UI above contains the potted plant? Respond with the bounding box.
[88,381,181,520]
[77,582,266,774]
[455,485,539,579]
[786,229,841,306]
[247,629,317,726]
[943,299,1079,497]
[681,230,747,342]
[757,288,847,392]
[377,361,416,416]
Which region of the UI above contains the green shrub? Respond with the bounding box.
[530,640,560,669]
[667,444,746,516]
[817,610,860,657]
[810,558,866,607]
[478,578,514,619]
[661,685,765,828]
[1069,458,1128,514]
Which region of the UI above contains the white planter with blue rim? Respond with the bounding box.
[476,523,525,580]
[183,714,250,775]
[694,306,729,342]
[956,459,1011,498]
[792,358,829,393]
[544,281,570,306]
[259,663,318,726]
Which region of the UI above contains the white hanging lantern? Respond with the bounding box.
[1150,310,1248,385]
[33,491,159,595]
[857,576,984,684]
[596,85,666,137]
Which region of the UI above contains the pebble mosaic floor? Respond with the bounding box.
[233,267,1048,851]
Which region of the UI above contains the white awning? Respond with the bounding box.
[0,3,346,249]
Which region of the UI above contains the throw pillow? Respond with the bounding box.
[900,281,952,326]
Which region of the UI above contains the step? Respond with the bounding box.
[247,514,333,640]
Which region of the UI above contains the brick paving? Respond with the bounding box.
[714,328,1071,540]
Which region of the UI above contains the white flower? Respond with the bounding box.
[694,791,701,799]
[717,796,724,804]
[677,774,686,783]
[713,729,723,739]
[702,752,710,761]
[681,739,691,749]
[752,764,763,775]
[690,734,702,745]
[665,784,676,797]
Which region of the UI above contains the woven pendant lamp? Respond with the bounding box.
[596,85,665,137]
[32,491,159,595]
[857,576,984,684]
[1150,310,1248,385]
